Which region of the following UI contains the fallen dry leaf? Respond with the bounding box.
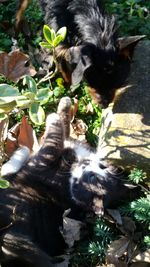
[51,255,70,267]
[106,209,123,226]
[70,119,87,142]
[5,122,20,157]
[106,235,139,267]
[119,217,136,236]
[62,217,85,248]
[0,50,36,82]
[70,98,78,121]
[132,249,150,263]
[18,116,39,151]
[130,263,150,267]
[107,237,130,260]
[5,116,39,157]
[106,255,128,267]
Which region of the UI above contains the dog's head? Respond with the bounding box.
[60,35,144,107]
[70,157,139,216]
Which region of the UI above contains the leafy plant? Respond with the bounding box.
[130,195,150,223]
[0,76,53,125]
[120,168,150,249]
[128,167,147,184]
[105,0,150,37]
[40,24,67,80]
[71,218,115,267]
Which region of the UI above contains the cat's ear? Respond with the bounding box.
[68,45,93,86]
[118,35,145,60]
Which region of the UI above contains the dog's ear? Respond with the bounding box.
[118,35,145,60]
[69,46,93,85]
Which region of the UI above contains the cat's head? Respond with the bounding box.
[70,156,139,216]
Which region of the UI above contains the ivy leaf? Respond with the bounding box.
[29,103,45,125]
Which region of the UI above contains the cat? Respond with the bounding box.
[0,97,139,267]
[38,0,144,107]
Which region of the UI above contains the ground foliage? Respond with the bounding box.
[0,0,150,266]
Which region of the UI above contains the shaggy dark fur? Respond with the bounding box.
[39,0,144,107]
[0,98,139,267]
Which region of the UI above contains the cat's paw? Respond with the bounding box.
[57,97,72,113]
[46,113,61,127]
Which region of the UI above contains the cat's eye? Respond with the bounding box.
[90,175,96,182]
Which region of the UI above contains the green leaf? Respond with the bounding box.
[29,103,45,125]
[56,78,64,89]
[39,42,53,49]
[53,87,61,97]
[0,179,9,189]
[0,84,20,97]
[53,35,64,47]
[43,25,56,45]
[24,91,36,100]
[16,95,32,108]
[0,113,7,120]
[0,98,17,113]
[23,76,37,94]
[56,26,67,41]
[36,88,51,105]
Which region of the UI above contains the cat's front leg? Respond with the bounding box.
[38,113,65,163]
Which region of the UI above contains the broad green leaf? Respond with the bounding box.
[0,179,9,188]
[56,27,67,41]
[36,88,51,105]
[23,76,37,94]
[0,99,17,113]
[24,91,36,100]
[39,42,53,50]
[0,96,18,102]
[0,113,7,121]
[53,35,64,47]
[16,95,32,108]
[29,103,45,125]
[0,84,20,97]
[54,87,62,97]
[43,25,56,45]
[56,78,65,89]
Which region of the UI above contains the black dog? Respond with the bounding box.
[39,0,144,107]
[0,97,139,267]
